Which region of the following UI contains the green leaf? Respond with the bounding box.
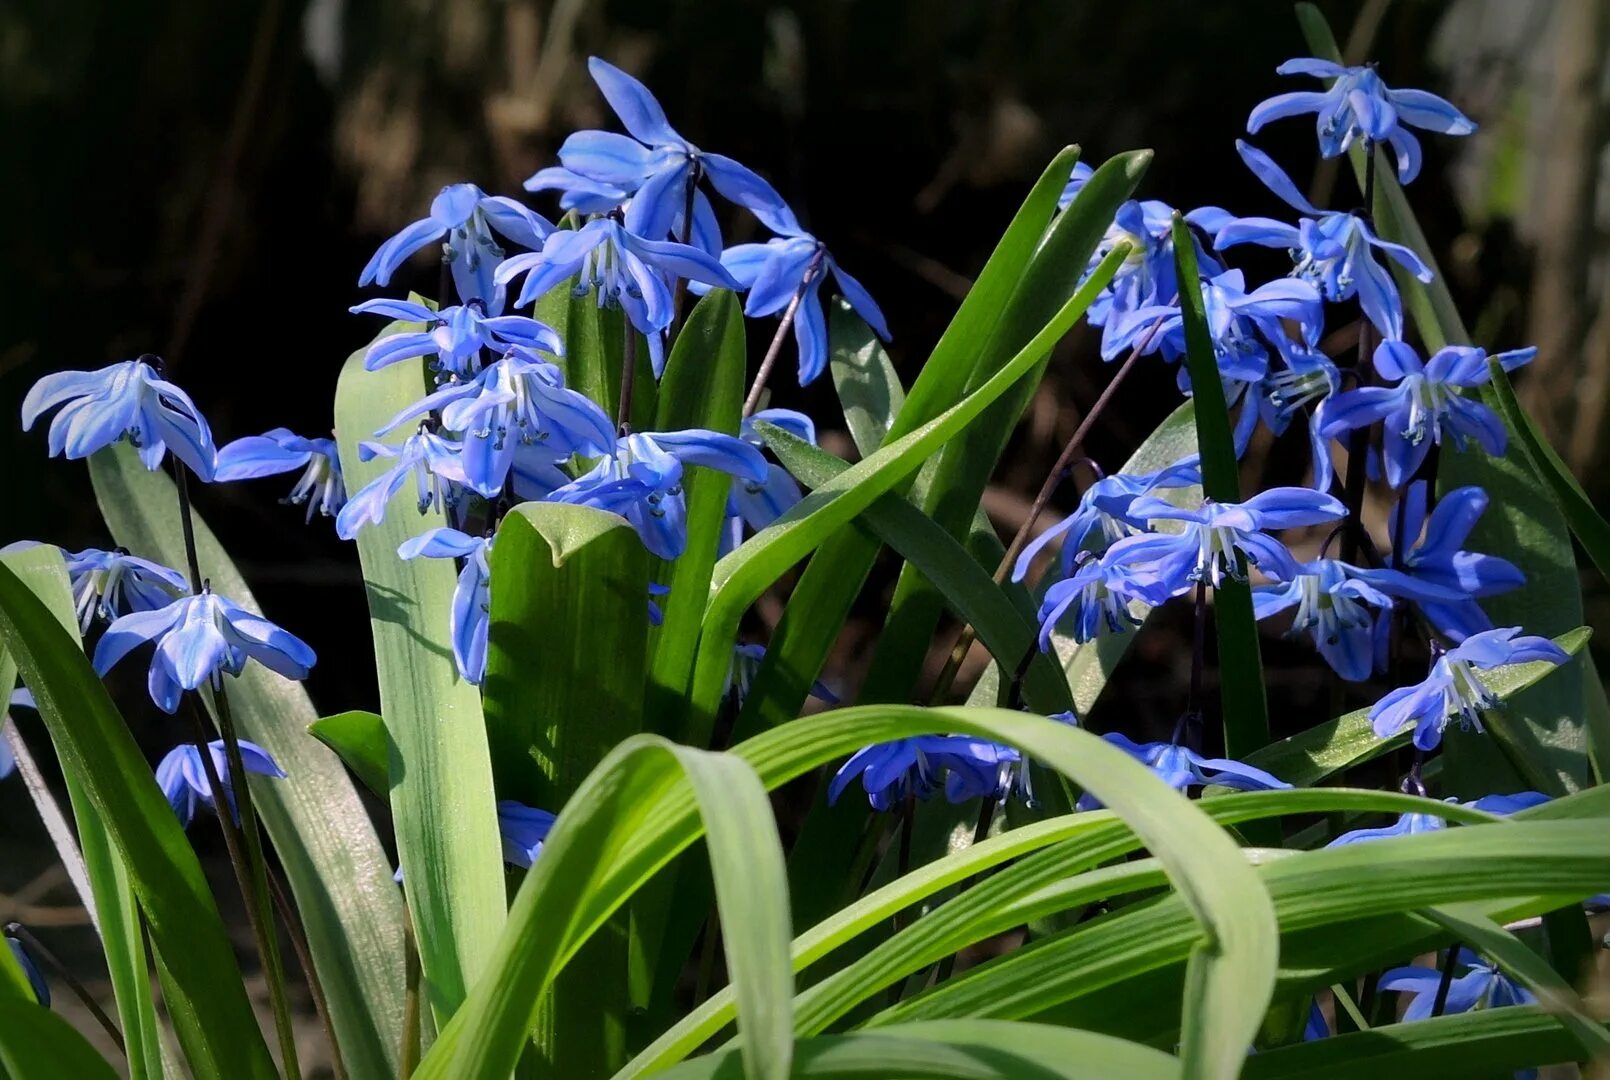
[1243,1006,1587,1079]
[485,501,649,1075]
[645,289,747,741]
[1172,214,1270,768]
[334,325,504,1025]
[1244,627,1590,786]
[0,559,276,1077]
[309,710,389,798]
[91,440,407,1074]
[413,737,793,1080]
[422,706,1273,1080]
[654,1020,1180,1080]
[857,149,1154,713]
[828,298,907,456]
[0,545,165,1079]
[0,999,120,1079]
[534,274,611,412]
[1294,0,1597,796]
[757,422,1072,715]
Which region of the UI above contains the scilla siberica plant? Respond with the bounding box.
[0,9,1605,1079]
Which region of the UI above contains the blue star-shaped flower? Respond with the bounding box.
[827,735,1010,812]
[22,358,217,480]
[216,428,346,522]
[335,428,478,539]
[721,409,815,555]
[1248,58,1476,183]
[1370,627,1569,750]
[1035,555,1180,649]
[156,738,286,827]
[1383,482,1525,642]
[1380,949,1535,1021]
[1077,732,1290,810]
[351,298,563,380]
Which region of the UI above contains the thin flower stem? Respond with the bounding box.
[616,327,639,434]
[668,160,703,344]
[1339,147,1378,566]
[267,866,347,1080]
[1429,943,1462,1017]
[5,921,125,1052]
[925,312,1159,705]
[742,251,825,417]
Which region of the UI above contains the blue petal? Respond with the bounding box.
[1386,88,1477,136]
[214,436,309,481]
[359,217,445,287]
[1235,139,1322,215]
[1247,90,1328,133]
[587,57,685,147]
[829,261,890,341]
[700,152,800,236]
[651,430,769,484]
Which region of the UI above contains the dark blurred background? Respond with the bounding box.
[2,0,1607,1062]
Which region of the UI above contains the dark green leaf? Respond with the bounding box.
[0,999,120,1079]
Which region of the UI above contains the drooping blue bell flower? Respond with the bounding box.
[1320,340,1536,488]
[155,738,286,827]
[1380,949,1534,1021]
[1076,732,1290,810]
[1369,627,1569,751]
[216,429,346,522]
[1326,791,1548,847]
[94,588,316,714]
[22,358,217,480]
[335,427,478,539]
[351,298,563,381]
[1104,488,1346,590]
[1381,483,1524,642]
[726,643,838,709]
[827,735,1011,812]
[1035,554,1180,650]
[942,711,1082,806]
[397,528,490,684]
[358,183,552,312]
[1084,200,1226,359]
[721,409,815,555]
[1248,58,1476,184]
[1210,141,1432,340]
[41,545,188,633]
[543,430,767,559]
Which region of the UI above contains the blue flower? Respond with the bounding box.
[1086,201,1225,358]
[524,166,632,216]
[45,545,187,633]
[155,738,286,827]
[358,183,552,312]
[1370,627,1569,751]
[22,358,217,480]
[942,711,1082,806]
[827,735,1007,812]
[1248,58,1476,183]
[1303,1001,1328,1041]
[1320,341,1536,488]
[1253,558,1461,681]
[216,428,346,522]
[722,409,815,555]
[554,57,796,244]
[496,800,556,869]
[1211,141,1432,340]
[351,298,563,381]
[398,528,490,684]
[335,428,477,540]
[493,217,739,375]
[543,430,767,559]
[1012,456,1202,581]
[1104,488,1347,590]
[1077,732,1290,810]
[94,588,317,714]
[1380,949,1534,1021]
[377,351,615,495]
[1257,336,1343,492]
[1035,555,1180,649]
[1384,483,1524,641]
[726,643,838,708]
[1326,791,1548,847]
[1058,161,1095,210]
[1104,269,1323,391]
[6,936,48,1007]
[710,228,890,386]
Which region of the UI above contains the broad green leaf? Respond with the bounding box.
[622,788,1496,1078]
[92,441,405,1074]
[735,146,1094,765]
[309,710,389,798]
[1295,0,1597,796]
[0,999,120,1079]
[486,501,649,1075]
[534,274,611,413]
[334,327,504,1025]
[656,1020,1180,1080]
[1244,627,1590,786]
[422,707,1274,1079]
[757,422,1072,714]
[1171,215,1270,765]
[0,545,164,1079]
[413,737,792,1080]
[857,150,1153,713]
[0,559,275,1077]
[1243,1007,1586,1079]
[645,289,747,741]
